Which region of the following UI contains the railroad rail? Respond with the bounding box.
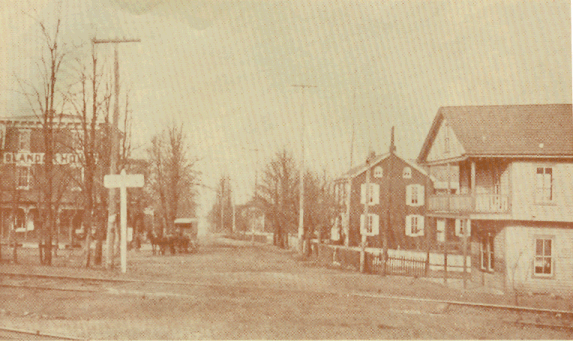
[2,271,573,319]
[0,326,81,340]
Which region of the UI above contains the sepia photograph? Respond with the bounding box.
[0,0,572,339]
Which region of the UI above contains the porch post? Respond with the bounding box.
[345,178,351,247]
[443,219,448,286]
[463,218,470,289]
[444,162,451,286]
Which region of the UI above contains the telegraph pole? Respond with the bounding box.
[93,38,140,270]
[292,84,317,254]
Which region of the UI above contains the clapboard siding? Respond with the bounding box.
[504,223,573,296]
[511,161,573,222]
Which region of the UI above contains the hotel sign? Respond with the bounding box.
[3,152,80,165]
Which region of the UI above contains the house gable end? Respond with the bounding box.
[425,118,466,162]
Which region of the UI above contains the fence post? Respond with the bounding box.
[443,234,448,286]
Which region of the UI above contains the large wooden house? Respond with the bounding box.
[333,148,434,250]
[417,104,573,295]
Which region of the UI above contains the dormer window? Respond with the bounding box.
[373,166,383,178]
[19,130,31,152]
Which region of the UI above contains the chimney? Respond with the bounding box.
[390,126,396,154]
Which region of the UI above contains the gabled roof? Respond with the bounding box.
[338,152,433,181]
[418,104,573,162]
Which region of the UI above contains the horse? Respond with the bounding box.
[147,231,171,255]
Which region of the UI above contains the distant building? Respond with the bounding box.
[418,104,573,295]
[0,114,108,244]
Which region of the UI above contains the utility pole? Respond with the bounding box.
[292,84,316,254]
[93,38,140,270]
[360,154,372,273]
[383,127,396,276]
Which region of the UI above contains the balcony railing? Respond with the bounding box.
[428,194,510,214]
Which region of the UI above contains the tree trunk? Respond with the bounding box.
[85,220,92,268]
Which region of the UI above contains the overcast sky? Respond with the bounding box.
[1,0,571,215]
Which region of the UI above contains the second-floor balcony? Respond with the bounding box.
[428,194,510,214]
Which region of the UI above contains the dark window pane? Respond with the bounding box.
[536,239,543,255]
[544,240,552,256]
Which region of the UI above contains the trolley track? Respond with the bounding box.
[2,270,573,324]
[0,326,81,340]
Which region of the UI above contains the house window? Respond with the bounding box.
[0,124,6,149]
[17,165,31,189]
[480,232,495,272]
[533,237,553,277]
[406,184,424,206]
[436,219,445,243]
[444,121,450,154]
[373,166,383,178]
[405,215,424,237]
[403,167,412,179]
[360,213,379,236]
[455,219,471,237]
[18,130,31,151]
[361,183,380,205]
[535,167,553,202]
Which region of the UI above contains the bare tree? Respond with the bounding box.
[302,170,337,256]
[256,149,299,248]
[67,41,112,267]
[147,123,199,235]
[16,16,69,265]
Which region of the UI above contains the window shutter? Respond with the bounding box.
[360,184,366,204]
[360,214,365,234]
[371,184,380,205]
[405,216,412,236]
[417,185,425,206]
[406,185,413,206]
[417,216,425,236]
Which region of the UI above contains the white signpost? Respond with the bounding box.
[104,169,144,273]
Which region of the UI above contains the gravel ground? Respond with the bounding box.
[0,235,572,339]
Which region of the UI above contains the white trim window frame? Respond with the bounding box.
[16,165,31,190]
[373,166,383,178]
[436,219,446,243]
[405,214,424,237]
[535,167,553,203]
[455,219,471,237]
[361,183,380,206]
[533,236,554,277]
[406,184,425,207]
[403,167,412,179]
[480,232,495,272]
[0,124,6,149]
[360,213,379,236]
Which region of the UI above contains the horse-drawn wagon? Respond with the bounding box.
[174,218,199,252]
[147,218,199,255]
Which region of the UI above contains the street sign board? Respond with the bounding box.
[104,173,144,188]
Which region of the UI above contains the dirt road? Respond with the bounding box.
[0,235,571,339]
